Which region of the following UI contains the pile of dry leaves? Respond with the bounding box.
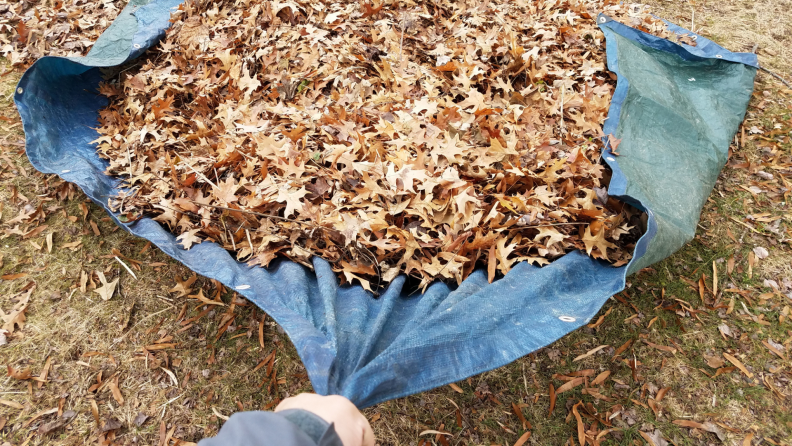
[10,0,695,290]
[0,0,127,67]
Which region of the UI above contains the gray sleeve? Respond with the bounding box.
[197,409,344,446]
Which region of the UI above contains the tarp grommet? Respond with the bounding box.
[716,55,723,58]
[16,87,23,94]
[559,316,576,322]
[133,43,141,49]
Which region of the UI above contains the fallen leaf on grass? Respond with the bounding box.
[143,343,177,351]
[448,383,463,393]
[1,283,35,334]
[762,339,786,359]
[752,246,769,259]
[587,308,612,329]
[556,377,585,394]
[38,356,52,389]
[21,407,58,428]
[613,339,633,357]
[644,340,676,354]
[93,271,119,301]
[640,430,668,446]
[0,399,23,410]
[572,402,585,446]
[723,353,753,378]
[712,367,737,378]
[108,375,124,405]
[590,371,610,386]
[134,412,149,427]
[511,402,530,430]
[703,353,725,369]
[1,273,28,280]
[161,367,179,387]
[514,430,531,446]
[639,431,657,446]
[188,289,226,306]
[61,240,82,251]
[418,430,452,436]
[170,274,197,297]
[672,420,726,441]
[90,399,100,426]
[573,345,609,362]
[7,365,32,380]
[38,418,66,435]
[101,417,122,432]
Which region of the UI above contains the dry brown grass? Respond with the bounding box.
[2,1,792,445]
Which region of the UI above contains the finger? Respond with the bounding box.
[361,415,375,446]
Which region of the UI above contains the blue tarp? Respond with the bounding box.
[14,1,757,408]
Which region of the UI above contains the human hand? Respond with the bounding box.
[275,393,375,446]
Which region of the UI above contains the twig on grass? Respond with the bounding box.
[114,256,138,280]
[759,66,792,89]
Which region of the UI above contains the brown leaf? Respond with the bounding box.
[613,339,633,357]
[7,365,32,380]
[644,340,676,354]
[511,402,530,430]
[108,375,124,405]
[514,430,531,446]
[93,271,119,301]
[487,245,496,284]
[134,412,149,427]
[590,371,610,387]
[2,284,34,334]
[723,353,753,378]
[360,0,383,18]
[170,274,197,297]
[639,430,657,446]
[655,387,669,402]
[703,353,725,369]
[101,417,123,432]
[22,407,57,429]
[555,377,584,394]
[762,340,786,359]
[713,366,736,377]
[673,420,706,429]
[38,418,66,435]
[672,420,725,440]
[0,399,23,410]
[572,402,585,446]
[573,345,609,361]
[177,229,203,250]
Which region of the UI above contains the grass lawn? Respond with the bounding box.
[1,0,790,444]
